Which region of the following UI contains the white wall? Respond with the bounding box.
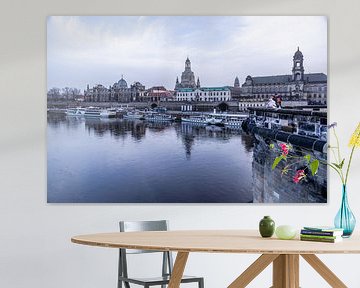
[1,1,360,287]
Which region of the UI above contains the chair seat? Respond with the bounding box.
[119,275,203,286]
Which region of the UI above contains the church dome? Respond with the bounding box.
[294,47,303,59]
[116,76,128,88]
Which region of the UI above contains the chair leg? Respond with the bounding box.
[198,278,204,288]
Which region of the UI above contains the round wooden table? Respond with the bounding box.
[72,230,360,288]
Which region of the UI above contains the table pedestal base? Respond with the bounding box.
[227,254,347,288]
[168,252,189,288]
[272,254,299,288]
[167,252,348,288]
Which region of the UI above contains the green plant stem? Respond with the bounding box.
[329,147,339,165]
[333,128,342,164]
[283,159,306,170]
[332,128,346,183]
[345,145,356,185]
[319,160,345,184]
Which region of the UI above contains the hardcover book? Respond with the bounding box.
[300,236,342,243]
[301,228,343,237]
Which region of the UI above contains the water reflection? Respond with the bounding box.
[47,114,255,203]
[47,114,325,203]
[47,115,252,156]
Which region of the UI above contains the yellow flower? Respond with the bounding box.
[349,122,360,148]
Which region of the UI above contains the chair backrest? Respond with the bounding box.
[120,220,168,232]
[119,220,169,254]
[118,220,173,282]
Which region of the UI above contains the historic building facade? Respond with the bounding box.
[175,57,200,90]
[174,57,231,102]
[239,48,327,105]
[229,76,242,99]
[140,86,174,102]
[176,87,231,102]
[84,76,145,102]
[84,84,110,102]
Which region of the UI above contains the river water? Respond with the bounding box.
[47,114,255,203]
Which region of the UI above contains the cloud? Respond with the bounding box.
[47,16,327,90]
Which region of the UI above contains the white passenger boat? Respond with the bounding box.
[123,111,145,120]
[145,113,173,121]
[106,108,117,118]
[181,115,208,124]
[205,114,225,126]
[65,107,86,116]
[84,107,116,118]
[223,114,247,127]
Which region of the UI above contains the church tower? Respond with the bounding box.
[234,76,240,88]
[196,77,201,88]
[185,57,191,71]
[175,77,180,90]
[176,57,196,89]
[292,47,304,81]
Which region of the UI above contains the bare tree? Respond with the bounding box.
[47,87,61,100]
[48,87,82,101]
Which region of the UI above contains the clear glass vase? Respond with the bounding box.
[334,185,356,237]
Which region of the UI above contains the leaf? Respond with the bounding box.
[269,143,275,149]
[339,158,345,169]
[281,166,289,175]
[310,159,320,176]
[304,155,311,164]
[272,155,284,170]
[332,159,345,169]
[332,162,341,169]
[331,162,340,169]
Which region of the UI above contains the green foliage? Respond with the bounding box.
[304,155,311,164]
[333,158,345,169]
[281,166,289,175]
[272,155,285,170]
[310,159,320,176]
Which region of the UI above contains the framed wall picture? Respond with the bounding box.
[47,16,327,203]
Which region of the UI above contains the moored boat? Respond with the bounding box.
[123,111,145,120]
[224,114,247,127]
[205,114,225,126]
[84,107,116,118]
[181,115,208,124]
[106,108,117,118]
[145,113,173,122]
[66,107,86,116]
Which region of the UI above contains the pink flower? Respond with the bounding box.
[279,143,289,156]
[293,169,306,183]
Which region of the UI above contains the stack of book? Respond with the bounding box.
[300,226,344,243]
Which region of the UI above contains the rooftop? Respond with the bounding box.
[248,73,327,85]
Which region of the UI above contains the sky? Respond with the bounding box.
[47,16,327,91]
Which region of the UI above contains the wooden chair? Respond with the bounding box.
[118,220,204,288]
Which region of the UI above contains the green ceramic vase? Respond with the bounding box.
[259,216,275,238]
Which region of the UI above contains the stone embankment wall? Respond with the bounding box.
[252,136,327,203]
